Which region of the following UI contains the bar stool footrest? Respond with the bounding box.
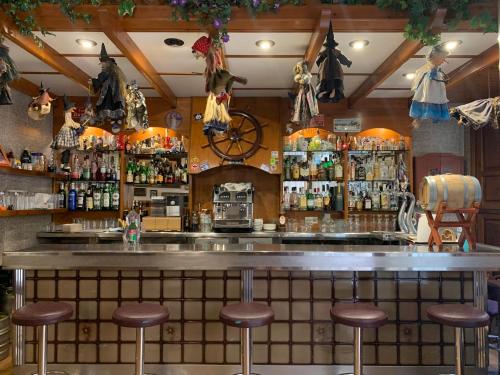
[31,371,69,375]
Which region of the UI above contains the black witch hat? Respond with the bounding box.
[38,81,47,95]
[324,21,338,48]
[63,94,75,111]
[99,43,115,63]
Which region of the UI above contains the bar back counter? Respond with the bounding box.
[4,241,500,375]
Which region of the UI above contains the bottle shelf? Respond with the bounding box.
[73,149,121,153]
[283,150,343,154]
[348,179,396,183]
[348,149,408,153]
[0,209,67,217]
[0,166,57,179]
[125,183,189,188]
[55,177,120,183]
[126,152,188,159]
[348,209,398,214]
[285,210,344,213]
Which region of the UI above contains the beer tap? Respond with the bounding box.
[397,192,408,233]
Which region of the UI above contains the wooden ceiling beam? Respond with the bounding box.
[447,44,499,89]
[0,18,90,91]
[9,77,43,97]
[347,8,448,109]
[97,9,177,108]
[304,9,332,70]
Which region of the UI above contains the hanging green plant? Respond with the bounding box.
[337,0,497,45]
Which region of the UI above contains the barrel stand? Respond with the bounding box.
[425,201,480,250]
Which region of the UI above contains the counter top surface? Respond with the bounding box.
[4,243,500,271]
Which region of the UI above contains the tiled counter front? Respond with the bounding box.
[25,270,475,366]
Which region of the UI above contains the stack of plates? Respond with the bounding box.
[263,223,277,232]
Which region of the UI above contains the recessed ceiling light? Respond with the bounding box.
[256,40,275,50]
[403,73,416,80]
[164,38,185,47]
[349,40,369,50]
[76,39,97,49]
[443,40,462,51]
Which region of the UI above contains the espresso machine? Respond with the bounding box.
[213,182,254,232]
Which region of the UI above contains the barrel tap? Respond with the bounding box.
[404,192,417,235]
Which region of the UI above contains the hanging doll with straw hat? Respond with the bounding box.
[409,44,450,128]
[125,80,149,131]
[51,95,83,150]
[0,42,18,105]
[191,36,247,135]
[27,82,55,121]
[91,43,127,132]
[291,60,319,127]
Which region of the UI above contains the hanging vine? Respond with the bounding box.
[0,0,497,46]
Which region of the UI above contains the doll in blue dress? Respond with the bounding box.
[409,44,450,128]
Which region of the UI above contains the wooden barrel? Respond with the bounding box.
[420,174,482,211]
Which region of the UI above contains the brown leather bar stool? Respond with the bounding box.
[220,302,274,375]
[112,303,169,375]
[12,301,73,375]
[331,303,388,375]
[427,304,489,375]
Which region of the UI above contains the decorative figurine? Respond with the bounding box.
[409,44,450,128]
[27,82,55,121]
[0,43,18,105]
[80,94,97,127]
[91,43,127,128]
[125,81,149,132]
[191,35,247,134]
[291,60,319,127]
[51,95,82,150]
[315,21,352,103]
[450,97,499,130]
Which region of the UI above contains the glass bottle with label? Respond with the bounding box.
[77,183,86,210]
[111,185,120,211]
[323,185,331,211]
[86,185,94,211]
[299,188,307,211]
[314,188,323,211]
[290,187,299,210]
[335,185,344,211]
[292,159,300,181]
[58,183,66,209]
[300,161,309,181]
[93,185,102,211]
[282,186,291,211]
[381,186,390,210]
[103,184,111,210]
[372,187,381,211]
[306,189,315,210]
[284,158,291,180]
[363,192,372,211]
[335,158,343,181]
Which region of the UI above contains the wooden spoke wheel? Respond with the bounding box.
[207,110,264,162]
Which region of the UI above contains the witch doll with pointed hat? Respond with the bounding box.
[315,21,352,103]
[91,43,127,132]
[51,95,83,150]
[27,82,55,120]
[0,42,18,105]
[191,36,247,134]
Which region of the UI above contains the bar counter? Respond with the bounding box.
[3,242,500,271]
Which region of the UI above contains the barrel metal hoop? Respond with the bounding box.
[462,175,469,208]
[428,177,438,211]
[472,177,482,205]
[439,175,448,203]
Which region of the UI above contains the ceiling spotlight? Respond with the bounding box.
[403,73,416,80]
[349,40,369,50]
[444,40,462,51]
[76,39,97,49]
[164,38,185,47]
[256,40,275,50]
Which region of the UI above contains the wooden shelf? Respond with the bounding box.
[0,166,56,178]
[126,152,187,159]
[0,209,67,217]
[54,177,119,183]
[348,149,408,153]
[283,150,342,154]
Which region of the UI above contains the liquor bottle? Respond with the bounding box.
[181,160,188,184]
[58,183,66,209]
[68,183,77,212]
[77,183,86,210]
[350,160,356,180]
[284,158,291,180]
[348,191,356,211]
[306,189,315,211]
[291,159,300,181]
[111,185,120,211]
[102,184,111,210]
[290,187,299,210]
[86,185,94,211]
[282,186,291,211]
[363,192,372,211]
[372,187,381,211]
[323,185,331,211]
[140,163,147,184]
[381,186,390,210]
[327,156,335,181]
[313,188,321,211]
[82,156,91,181]
[356,161,366,181]
[318,158,327,180]
[299,188,307,211]
[191,209,199,232]
[335,185,343,211]
[329,186,336,211]
[310,160,318,181]
[183,210,190,232]
[300,161,309,181]
[355,192,363,211]
[93,185,102,211]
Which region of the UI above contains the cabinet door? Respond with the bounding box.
[472,126,500,246]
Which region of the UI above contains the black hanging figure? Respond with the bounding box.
[0,43,18,105]
[315,21,352,103]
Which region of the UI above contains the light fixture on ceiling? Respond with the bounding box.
[76,39,97,49]
[256,40,275,50]
[349,40,369,50]
[403,73,416,80]
[443,40,462,51]
[164,38,185,47]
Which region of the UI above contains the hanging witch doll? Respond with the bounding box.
[91,43,127,132]
[291,60,319,127]
[191,36,247,135]
[409,44,450,128]
[450,97,500,130]
[51,95,83,150]
[27,82,55,121]
[315,21,352,103]
[125,80,149,131]
[0,43,18,105]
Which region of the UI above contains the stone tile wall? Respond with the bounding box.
[412,121,464,158]
[0,89,53,252]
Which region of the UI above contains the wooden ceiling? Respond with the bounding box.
[0,2,498,108]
